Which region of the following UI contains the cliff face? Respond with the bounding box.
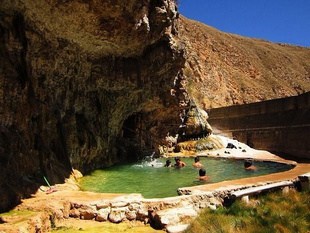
[0,0,186,211]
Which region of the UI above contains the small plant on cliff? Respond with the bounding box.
[185,189,310,233]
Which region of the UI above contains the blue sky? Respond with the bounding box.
[178,0,310,47]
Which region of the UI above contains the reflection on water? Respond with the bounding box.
[79,157,293,198]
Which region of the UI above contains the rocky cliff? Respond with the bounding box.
[1,0,310,212]
[0,0,187,211]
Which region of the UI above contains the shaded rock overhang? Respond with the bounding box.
[0,0,189,212]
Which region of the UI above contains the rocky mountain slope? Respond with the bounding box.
[0,0,309,212]
[178,16,310,109]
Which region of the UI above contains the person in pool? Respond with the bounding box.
[174,157,186,168]
[164,159,172,167]
[244,160,257,170]
[197,168,209,181]
[192,157,203,168]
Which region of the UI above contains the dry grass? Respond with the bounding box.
[185,189,310,233]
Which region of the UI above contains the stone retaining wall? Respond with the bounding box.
[58,193,222,231]
[208,92,310,159]
[59,177,302,231]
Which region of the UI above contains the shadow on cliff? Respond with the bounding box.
[0,168,72,213]
[0,122,72,212]
[0,122,72,213]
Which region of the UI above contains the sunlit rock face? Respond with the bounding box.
[178,104,212,142]
[0,0,186,211]
[177,17,310,109]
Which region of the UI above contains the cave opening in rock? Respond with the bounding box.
[122,113,141,139]
[118,112,153,162]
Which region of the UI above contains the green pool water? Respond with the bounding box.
[79,157,293,198]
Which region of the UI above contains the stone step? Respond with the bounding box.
[150,206,197,230]
[166,224,190,233]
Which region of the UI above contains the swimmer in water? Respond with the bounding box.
[244,160,257,171]
[164,159,172,167]
[197,168,209,181]
[192,157,203,168]
[174,157,186,168]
